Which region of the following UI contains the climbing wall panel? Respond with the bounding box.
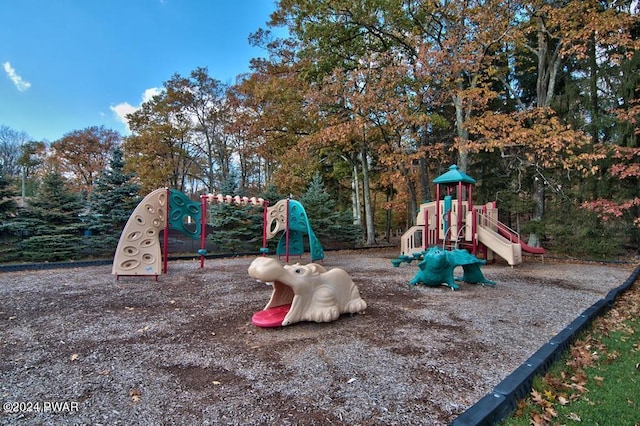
[168,189,201,239]
[112,188,168,277]
[265,199,288,240]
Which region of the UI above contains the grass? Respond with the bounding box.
[501,281,639,426]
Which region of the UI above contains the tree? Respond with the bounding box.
[259,183,287,205]
[51,126,120,193]
[87,147,141,255]
[207,174,263,252]
[230,41,319,195]
[0,167,19,262]
[17,140,47,200]
[0,166,17,223]
[509,0,640,241]
[266,0,519,243]
[0,125,29,178]
[124,68,241,195]
[165,67,233,192]
[581,99,640,251]
[298,172,361,246]
[124,88,195,194]
[11,172,85,262]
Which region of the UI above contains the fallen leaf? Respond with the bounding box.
[129,388,142,403]
[567,412,581,421]
[558,396,569,405]
[530,412,546,426]
[531,390,547,408]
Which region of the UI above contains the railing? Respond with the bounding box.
[401,225,424,255]
[477,212,520,244]
[440,221,468,250]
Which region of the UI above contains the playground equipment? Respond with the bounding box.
[111,188,169,279]
[399,165,544,266]
[408,246,496,290]
[112,189,324,279]
[263,199,324,263]
[247,256,367,327]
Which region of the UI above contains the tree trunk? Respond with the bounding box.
[528,14,563,246]
[385,185,394,243]
[352,162,361,226]
[588,32,599,144]
[419,156,431,202]
[535,15,561,110]
[360,146,376,245]
[397,159,419,226]
[453,93,470,173]
[527,175,545,248]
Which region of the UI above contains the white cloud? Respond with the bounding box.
[3,62,31,92]
[142,87,160,103]
[110,87,162,133]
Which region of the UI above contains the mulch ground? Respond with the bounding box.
[0,248,635,425]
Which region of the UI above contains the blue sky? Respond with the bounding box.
[0,0,279,142]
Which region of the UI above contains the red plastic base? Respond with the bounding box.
[252,304,291,328]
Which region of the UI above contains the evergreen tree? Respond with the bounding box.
[12,172,85,262]
[299,173,362,247]
[207,174,263,252]
[87,147,141,255]
[0,167,17,225]
[259,183,286,206]
[0,167,20,262]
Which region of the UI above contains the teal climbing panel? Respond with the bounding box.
[168,189,202,240]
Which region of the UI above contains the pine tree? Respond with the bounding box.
[299,173,361,247]
[259,183,286,205]
[12,172,85,261]
[298,173,338,235]
[87,147,141,255]
[0,167,20,262]
[207,174,263,252]
[0,167,17,225]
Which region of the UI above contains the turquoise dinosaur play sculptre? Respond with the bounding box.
[408,246,496,290]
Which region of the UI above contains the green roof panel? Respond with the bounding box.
[433,165,476,184]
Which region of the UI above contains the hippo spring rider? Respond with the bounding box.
[409,246,496,290]
[248,257,367,327]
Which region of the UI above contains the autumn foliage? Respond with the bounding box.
[1,0,639,254]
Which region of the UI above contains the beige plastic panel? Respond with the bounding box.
[265,199,288,240]
[112,188,168,277]
[204,193,265,206]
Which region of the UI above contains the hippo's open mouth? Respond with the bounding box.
[250,278,295,327]
[248,257,302,327]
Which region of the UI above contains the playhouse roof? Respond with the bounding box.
[433,164,476,184]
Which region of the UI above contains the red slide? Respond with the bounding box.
[496,223,545,255]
